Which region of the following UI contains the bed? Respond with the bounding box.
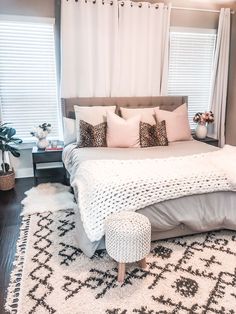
[62,96,236,257]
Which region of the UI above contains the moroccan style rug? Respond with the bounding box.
[5,210,236,314]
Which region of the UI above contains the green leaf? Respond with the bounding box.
[11,150,20,158]
[1,129,8,136]
[11,137,23,144]
[7,128,16,138]
[0,123,22,159]
[1,163,10,172]
[7,145,20,157]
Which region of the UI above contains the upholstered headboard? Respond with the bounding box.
[61,96,188,119]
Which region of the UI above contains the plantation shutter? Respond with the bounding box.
[168,29,216,128]
[0,16,61,141]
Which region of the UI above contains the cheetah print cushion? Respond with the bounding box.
[78,120,107,148]
[140,121,168,147]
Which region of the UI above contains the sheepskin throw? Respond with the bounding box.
[72,145,236,241]
[21,183,76,215]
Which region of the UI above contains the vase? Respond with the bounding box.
[195,124,207,139]
[37,137,49,150]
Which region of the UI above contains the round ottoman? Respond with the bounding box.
[105,211,151,282]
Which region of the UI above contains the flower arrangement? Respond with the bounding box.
[30,123,52,149]
[193,111,214,125]
[30,123,52,140]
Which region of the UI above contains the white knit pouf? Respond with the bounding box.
[105,211,151,282]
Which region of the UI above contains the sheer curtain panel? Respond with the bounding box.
[208,8,230,147]
[112,2,171,96]
[61,0,118,97]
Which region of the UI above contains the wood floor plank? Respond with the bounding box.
[0,176,64,314]
[0,225,21,288]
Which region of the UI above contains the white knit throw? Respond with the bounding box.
[72,145,236,242]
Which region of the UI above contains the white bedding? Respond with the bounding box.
[66,145,236,241]
[62,141,236,257]
[63,139,218,182]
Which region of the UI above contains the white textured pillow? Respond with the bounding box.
[106,111,141,148]
[155,104,192,142]
[120,107,158,125]
[63,117,76,146]
[74,105,116,143]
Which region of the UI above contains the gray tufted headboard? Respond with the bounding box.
[61,96,188,119]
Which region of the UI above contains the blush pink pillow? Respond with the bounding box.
[120,107,158,125]
[155,104,192,142]
[106,111,141,148]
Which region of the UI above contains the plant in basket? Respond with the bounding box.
[0,123,22,191]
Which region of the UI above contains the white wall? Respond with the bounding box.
[10,149,33,178]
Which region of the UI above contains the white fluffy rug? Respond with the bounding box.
[21,183,77,215]
[5,210,236,314]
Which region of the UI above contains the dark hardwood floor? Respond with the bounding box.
[0,176,65,314]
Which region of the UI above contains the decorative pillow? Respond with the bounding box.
[74,105,116,143]
[120,107,158,125]
[140,121,168,147]
[78,120,107,148]
[106,111,141,148]
[155,104,192,142]
[63,117,76,146]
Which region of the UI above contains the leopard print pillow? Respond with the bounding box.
[140,121,168,147]
[78,120,107,148]
[156,120,169,146]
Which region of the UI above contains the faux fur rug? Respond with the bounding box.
[21,183,76,215]
[5,210,236,314]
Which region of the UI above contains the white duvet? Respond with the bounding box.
[69,145,236,242]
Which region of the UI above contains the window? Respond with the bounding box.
[0,16,61,141]
[168,28,216,128]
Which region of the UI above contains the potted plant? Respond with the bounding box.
[0,123,22,191]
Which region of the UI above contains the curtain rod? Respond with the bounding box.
[172,6,235,15]
[69,0,235,13]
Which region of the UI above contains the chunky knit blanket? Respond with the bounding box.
[72,145,236,242]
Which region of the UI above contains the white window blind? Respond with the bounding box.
[0,17,61,141]
[168,29,216,128]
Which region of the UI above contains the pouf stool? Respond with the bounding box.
[105,211,151,282]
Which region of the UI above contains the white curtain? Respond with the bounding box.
[61,0,171,98]
[208,8,230,147]
[61,0,118,98]
[112,1,171,96]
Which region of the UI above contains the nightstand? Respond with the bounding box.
[193,135,219,147]
[32,147,66,185]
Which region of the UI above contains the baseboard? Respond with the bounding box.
[15,168,33,178]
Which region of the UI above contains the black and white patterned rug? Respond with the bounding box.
[5,210,236,314]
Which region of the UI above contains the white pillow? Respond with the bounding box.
[63,117,76,146]
[74,105,116,143]
[106,111,141,148]
[155,104,192,142]
[120,107,158,125]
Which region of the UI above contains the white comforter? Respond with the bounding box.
[68,145,236,242]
